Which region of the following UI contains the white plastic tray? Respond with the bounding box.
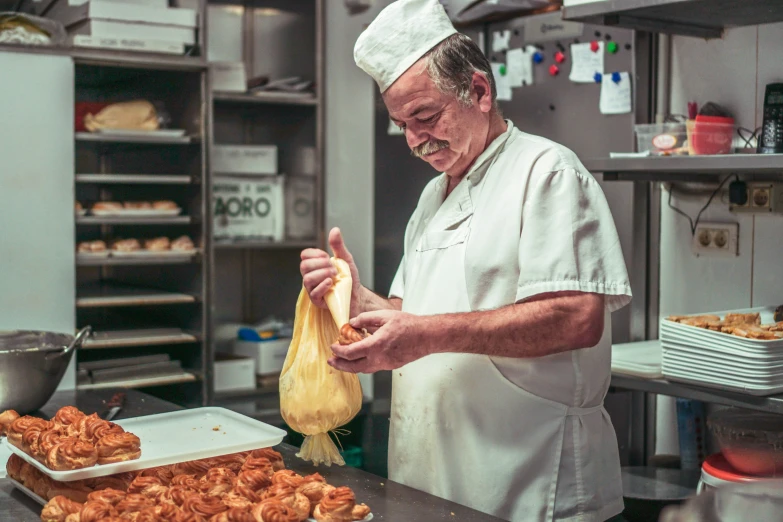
[3,407,286,482]
[110,249,198,258]
[663,370,783,396]
[662,339,783,362]
[661,306,783,349]
[91,208,182,217]
[8,477,46,505]
[97,129,186,138]
[76,251,110,259]
[662,346,783,370]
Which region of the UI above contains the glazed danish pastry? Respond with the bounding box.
[236,469,272,493]
[115,493,156,514]
[260,484,310,521]
[0,409,20,436]
[170,473,201,490]
[138,465,175,486]
[128,475,168,500]
[181,493,228,518]
[95,432,141,464]
[77,500,117,522]
[247,448,285,471]
[297,474,335,515]
[40,495,83,522]
[171,459,211,478]
[207,453,246,474]
[222,484,259,509]
[251,499,303,522]
[159,485,198,507]
[53,407,85,434]
[7,416,50,448]
[313,487,356,522]
[86,487,126,506]
[199,467,236,497]
[46,438,99,471]
[270,470,304,489]
[241,456,274,477]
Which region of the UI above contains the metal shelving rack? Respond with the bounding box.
[205,1,325,418]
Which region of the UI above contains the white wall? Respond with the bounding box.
[656,22,783,453]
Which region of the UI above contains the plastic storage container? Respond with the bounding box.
[697,453,783,494]
[707,408,783,477]
[635,123,688,155]
[686,117,735,155]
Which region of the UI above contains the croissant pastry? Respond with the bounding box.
[260,484,310,521]
[159,485,199,507]
[40,495,83,522]
[128,475,168,500]
[241,457,274,477]
[138,465,175,486]
[96,432,141,464]
[0,409,20,436]
[313,487,356,522]
[182,493,228,518]
[78,500,117,522]
[87,488,127,506]
[6,454,24,479]
[270,470,304,489]
[337,324,368,346]
[46,438,99,471]
[7,415,50,448]
[247,448,285,471]
[209,507,257,522]
[251,500,303,522]
[116,493,156,514]
[222,484,259,509]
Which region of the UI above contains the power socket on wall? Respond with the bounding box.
[691,222,739,257]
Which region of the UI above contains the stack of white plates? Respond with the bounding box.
[661,307,783,396]
[612,340,663,379]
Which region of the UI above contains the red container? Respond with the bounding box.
[688,115,735,155]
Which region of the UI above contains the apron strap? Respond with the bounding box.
[565,403,604,416]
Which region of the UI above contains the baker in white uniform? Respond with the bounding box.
[299,1,632,520]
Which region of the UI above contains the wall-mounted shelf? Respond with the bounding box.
[83,329,200,350]
[76,132,195,145]
[77,283,197,308]
[77,253,201,266]
[214,239,315,250]
[562,0,783,39]
[77,372,198,391]
[76,174,194,185]
[585,154,783,181]
[77,215,192,225]
[213,91,318,106]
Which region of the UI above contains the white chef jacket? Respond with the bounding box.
[387,120,632,521]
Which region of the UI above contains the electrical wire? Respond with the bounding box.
[667,175,738,236]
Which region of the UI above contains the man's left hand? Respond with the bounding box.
[328,310,429,373]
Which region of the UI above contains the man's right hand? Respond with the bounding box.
[300,227,361,310]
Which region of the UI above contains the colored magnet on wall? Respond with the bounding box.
[549,64,560,76]
[554,51,566,63]
[594,72,603,83]
[607,41,618,54]
[533,52,544,64]
[499,64,507,76]
[590,40,600,53]
[611,71,622,83]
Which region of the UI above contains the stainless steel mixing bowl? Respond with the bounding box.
[0,327,90,414]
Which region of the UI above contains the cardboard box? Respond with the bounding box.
[49,0,197,29]
[234,338,290,376]
[69,20,196,45]
[286,176,316,239]
[210,62,247,93]
[214,353,256,392]
[213,175,284,241]
[34,0,171,16]
[212,145,277,175]
[71,35,184,54]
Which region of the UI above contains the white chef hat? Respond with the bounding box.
[354,0,457,93]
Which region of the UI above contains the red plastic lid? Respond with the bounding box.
[703,453,768,483]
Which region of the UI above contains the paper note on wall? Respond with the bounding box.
[491,62,512,101]
[506,46,534,87]
[569,41,604,83]
[492,29,511,53]
[600,72,632,115]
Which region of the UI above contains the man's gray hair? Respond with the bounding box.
[425,33,497,109]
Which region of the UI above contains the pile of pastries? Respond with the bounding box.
[667,311,783,340]
[92,201,180,213]
[28,448,370,522]
[77,236,195,255]
[0,407,141,471]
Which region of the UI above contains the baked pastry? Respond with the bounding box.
[46,438,99,471]
[725,312,761,326]
[111,238,141,252]
[222,484,259,509]
[271,470,304,489]
[77,240,108,254]
[7,416,50,448]
[75,201,83,213]
[116,493,155,514]
[87,488,127,506]
[198,467,236,497]
[236,469,272,492]
[19,458,45,487]
[138,465,175,486]
[170,474,201,490]
[209,507,257,522]
[54,407,85,434]
[32,474,55,499]
[96,432,141,464]
[171,459,211,478]
[352,504,371,521]
[46,479,92,503]
[93,201,123,212]
[75,414,122,442]
[313,487,356,522]
[251,499,302,522]
[241,456,274,477]
[124,201,153,210]
[248,448,285,471]
[144,236,171,252]
[88,472,134,492]
[39,428,67,458]
[77,499,117,522]
[152,200,178,211]
[181,493,228,518]
[21,420,52,456]
[337,324,367,346]
[0,409,20,436]
[297,474,334,516]
[207,453,246,474]
[260,484,310,521]
[171,235,195,251]
[128,475,168,500]
[40,495,83,522]
[159,485,199,507]
[6,454,24,479]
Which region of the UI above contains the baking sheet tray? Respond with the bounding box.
[3,407,286,481]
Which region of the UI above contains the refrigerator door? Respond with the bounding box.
[0,51,76,389]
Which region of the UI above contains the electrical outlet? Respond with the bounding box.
[730,182,783,213]
[691,222,739,257]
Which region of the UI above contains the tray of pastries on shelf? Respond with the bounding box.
[6,446,373,522]
[77,236,198,260]
[0,406,141,472]
[90,200,182,217]
[665,308,783,341]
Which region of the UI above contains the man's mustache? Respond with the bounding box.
[411,139,449,158]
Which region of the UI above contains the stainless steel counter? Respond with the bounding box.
[0,389,504,521]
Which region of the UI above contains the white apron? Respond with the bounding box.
[387,122,630,521]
